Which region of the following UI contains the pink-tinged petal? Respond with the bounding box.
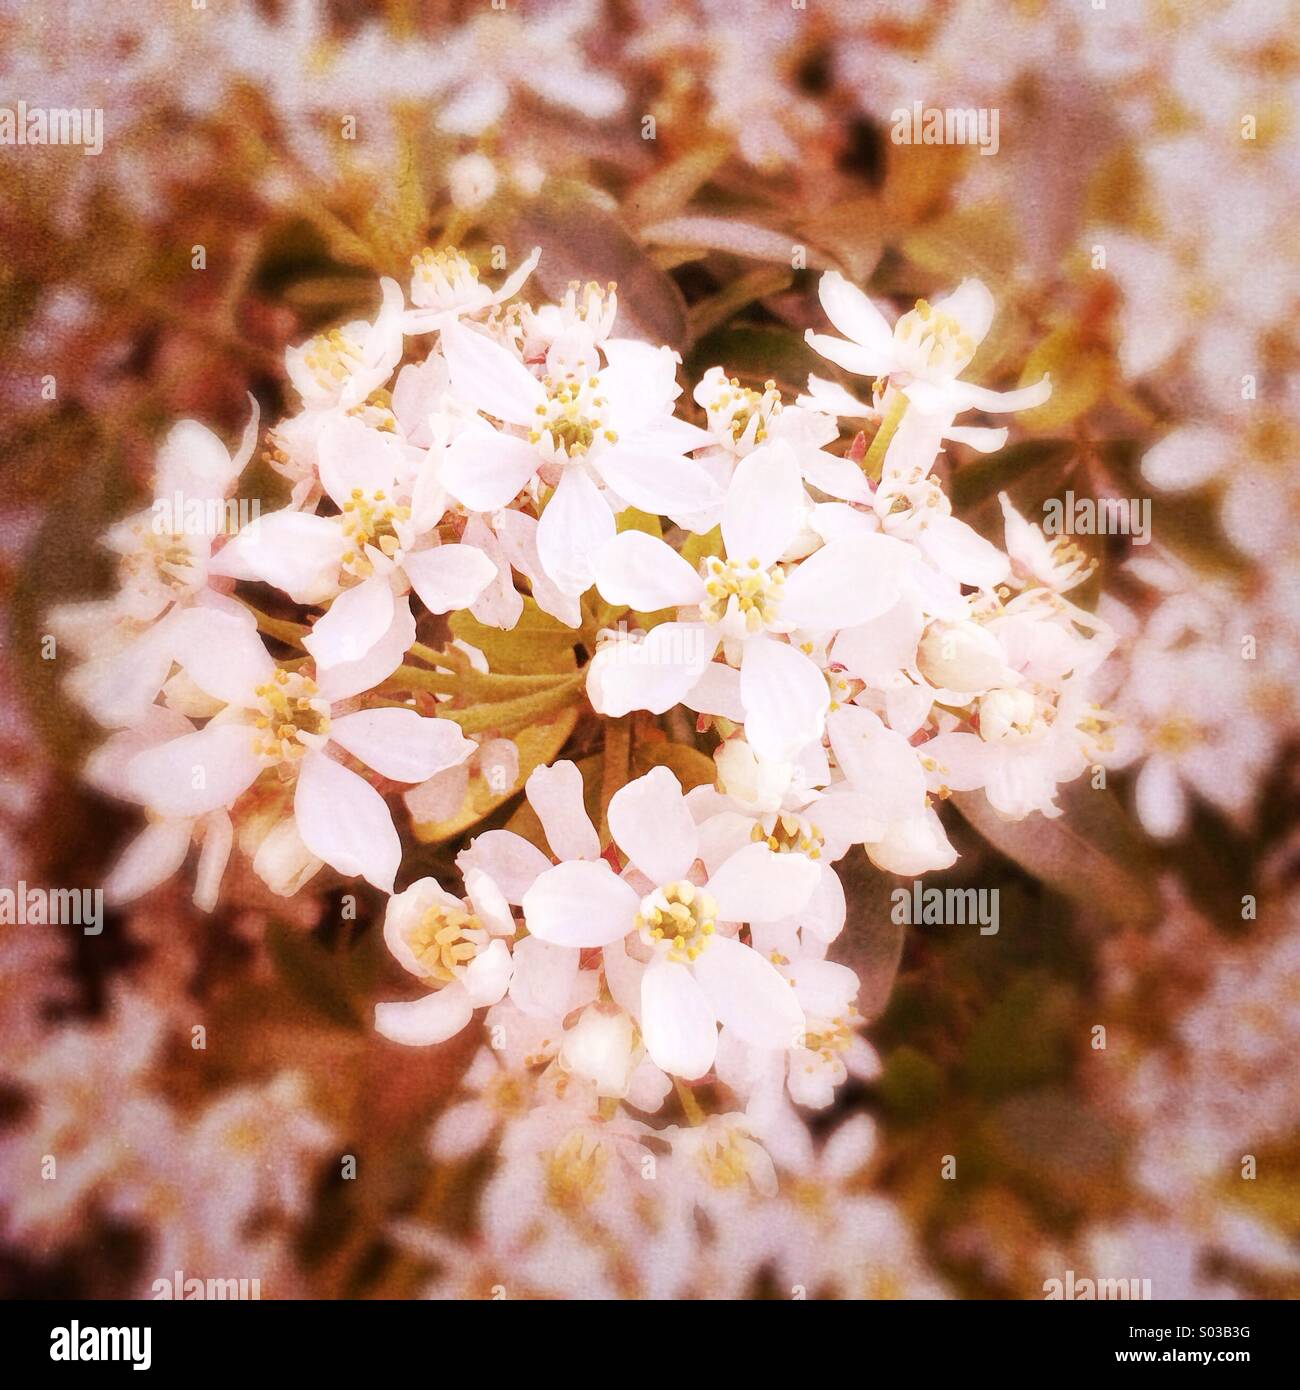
[827,705,928,817]
[508,936,580,1018]
[817,270,897,357]
[403,543,498,614]
[739,637,829,762]
[168,605,272,706]
[521,860,639,947]
[723,441,804,568]
[125,721,261,818]
[329,708,474,783]
[375,985,474,1046]
[456,830,552,903]
[193,809,234,912]
[916,514,1010,590]
[489,509,582,628]
[294,750,401,892]
[804,330,895,379]
[706,842,821,923]
[462,938,514,1007]
[303,575,394,671]
[68,621,179,729]
[464,515,524,630]
[440,321,547,425]
[790,958,860,1018]
[207,510,345,604]
[693,934,804,1050]
[316,414,400,507]
[831,593,924,682]
[443,429,540,512]
[682,660,745,721]
[945,425,1008,453]
[595,444,722,519]
[536,466,615,597]
[592,530,706,612]
[780,534,906,632]
[587,621,717,716]
[103,821,192,905]
[640,958,718,1079]
[314,597,416,703]
[525,760,600,862]
[608,766,698,885]
[1141,424,1226,492]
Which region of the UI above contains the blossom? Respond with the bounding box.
[118,609,474,892]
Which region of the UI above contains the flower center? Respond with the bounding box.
[300,327,363,392]
[544,1132,606,1210]
[250,670,330,764]
[750,814,823,859]
[637,880,717,962]
[1151,714,1200,756]
[124,527,203,596]
[708,376,781,448]
[410,246,480,308]
[529,377,616,459]
[700,556,785,633]
[894,298,975,374]
[406,902,483,984]
[339,488,410,576]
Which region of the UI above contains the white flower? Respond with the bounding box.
[284,276,405,410]
[521,765,813,1079]
[437,320,719,596]
[402,245,540,334]
[120,609,474,891]
[588,441,909,759]
[805,270,1050,423]
[374,872,516,1046]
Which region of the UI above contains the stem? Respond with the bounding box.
[861,389,907,482]
[238,601,309,648]
[438,672,587,735]
[673,1078,706,1126]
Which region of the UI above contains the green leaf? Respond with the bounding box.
[449,597,580,675]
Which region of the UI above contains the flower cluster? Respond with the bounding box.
[51,248,1117,1226]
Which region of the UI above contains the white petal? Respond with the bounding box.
[592,530,706,612]
[693,934,803,1050]
[463,938,514,1007]
[525,760,600,862]
[125,721,261,818]
[1135,757,1187,840]
[587,622,717,717]
[375,985,474,1046]
[207,510,345,604]
[456,830,551,903]
[317,414,400,507]
[706,842,821,923]
[169,605,273,706]
[917,514,1010,590]
[740,637,829,762]
[595,444,722,518]
[314,597,416,703]
[294,750,401,892]
[722,442,803,568]
[536,466,615,597]
[329,708,474,783]
[826,704,928,818]
[831,593,924,682]
[790,958,860,1018]
[682,660,745,720]
[932,278,994,344]
[780,534,905,631]
[508,936,580,1018]
[403,543,498,614]
[817,270,897,357]
[440,321,547,425]
[303,575,394,671]
[103,820,193,905]
[1141,424,1226,492]
[521,860,640,947]
[442,429,540,512]
[640,958,718,1079]
[608,766,699,885]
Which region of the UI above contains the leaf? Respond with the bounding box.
[631,740,716,789]
[450,597,580,675]
[1015,322,1111,431]
[266,921,362,1028]
[513,185,690,351]
[949,439,1076,513]
[622,140,733,227]
[687,265,793,339]
[951,783,1161,929]
[685,324,824,398]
